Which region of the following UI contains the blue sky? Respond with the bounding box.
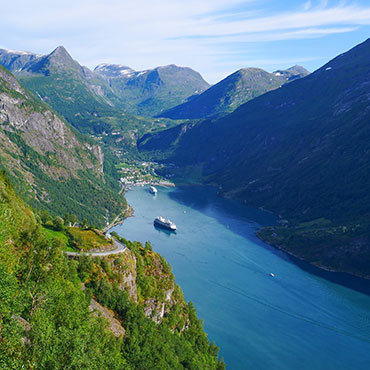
[1,0,370,83]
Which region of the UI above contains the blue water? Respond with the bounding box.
[112,185,370,370]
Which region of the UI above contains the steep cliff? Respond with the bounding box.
[0,65,124,225]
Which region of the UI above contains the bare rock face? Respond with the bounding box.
[0,66,125,226]
[89,299,126,338]
[117,249,138,302]
[143,283,175,324]
[0,68,100,179]
[90,144,105,179]
[0,66,104,185]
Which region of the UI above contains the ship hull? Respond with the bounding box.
[154,220,176,231]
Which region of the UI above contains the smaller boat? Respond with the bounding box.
[269,273,275,277]
[154,216,177,231]
[149,185,158,194]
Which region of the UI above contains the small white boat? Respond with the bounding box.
[149,185,157,194]
[269,273,275,277]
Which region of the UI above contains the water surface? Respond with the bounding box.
[112,185,370,370]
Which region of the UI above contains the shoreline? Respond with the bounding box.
[203,181,370,283]
[115,181,370,286]
[256,231,370,282]
[179,181,370,284]
[107,182,170,233]
[104,204,135,233]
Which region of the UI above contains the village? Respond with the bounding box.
[116,160,174,190]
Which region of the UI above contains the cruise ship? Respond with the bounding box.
[154,216,177,231]
[149,185,158,194]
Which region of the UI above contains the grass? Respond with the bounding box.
[41,226,78,251]
[67,227,113,252]
[42,226,115,252]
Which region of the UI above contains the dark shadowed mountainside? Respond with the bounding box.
[138,38,370,277]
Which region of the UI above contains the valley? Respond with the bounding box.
[1,33,370,370]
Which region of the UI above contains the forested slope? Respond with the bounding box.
[0,171,224,369]
[0,65,124,226]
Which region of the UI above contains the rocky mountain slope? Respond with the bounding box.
[5,46,130,135]
[0,48,39,71]
[94,63,210,116]
[0,46,210,125]
[138,38,370,277]
[0,65,124,225]
[159,66,309,119]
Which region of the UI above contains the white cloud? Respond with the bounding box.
[1,0,370,82]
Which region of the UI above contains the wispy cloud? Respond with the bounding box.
[1,0,370,82]
[303,1,313,11]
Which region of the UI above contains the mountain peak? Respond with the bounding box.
[159,64,311,120]
[20,45,80,75]
[39,45,80,72]
[49,45,73,61]
[273,65,310,82]
[286,65,310,75]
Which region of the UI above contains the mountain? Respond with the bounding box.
[94,63,210,116]
[0,48,39,72]
[94,63,135,78]
[159,66,309,119]
[273,65,310,82]
[138,38,370,277]
[5,46,130,135]
[0,47,207,142]
[21,45,83,75]
[0,47,153,142]
[0,65,124,225]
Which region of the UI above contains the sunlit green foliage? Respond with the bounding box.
[0,172,224,369]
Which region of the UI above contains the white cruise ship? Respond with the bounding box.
[154,216,176,231]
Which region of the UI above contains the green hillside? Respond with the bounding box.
[0,65,124,226]
[160,66,309,119]
[94,63,210,116]
[0,47,194,152]
[14,47,140,136]
[0,172,224,369]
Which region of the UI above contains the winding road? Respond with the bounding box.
[65,239,127,257]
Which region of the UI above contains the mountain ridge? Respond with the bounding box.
[93,62,210,116]
[138,37,370,277]
[159,65,309,119]
[0,46,210,119]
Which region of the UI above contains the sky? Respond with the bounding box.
[1,0,370,83]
